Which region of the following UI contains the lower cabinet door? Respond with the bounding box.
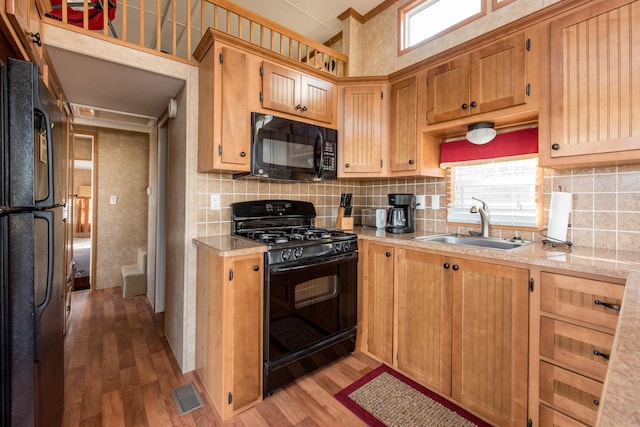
[396,249,452,395]
[539,361,603,425]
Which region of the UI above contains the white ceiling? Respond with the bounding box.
[45,0,381,131]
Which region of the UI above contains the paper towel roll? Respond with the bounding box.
[547,192,573,241]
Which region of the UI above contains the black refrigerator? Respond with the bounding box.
[0,58,65,426]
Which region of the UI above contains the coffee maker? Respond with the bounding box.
[386,193,416,234]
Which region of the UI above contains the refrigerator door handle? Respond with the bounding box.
[33,210,54,362]
[33,99,55,209]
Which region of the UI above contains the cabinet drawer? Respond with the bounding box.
[540,404,588,427]
[540,273,623,330]
[540,317,613,381]
[539,361,602,425]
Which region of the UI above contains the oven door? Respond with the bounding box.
[265,251,357,364]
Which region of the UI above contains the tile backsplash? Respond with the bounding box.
[197,164,640,251]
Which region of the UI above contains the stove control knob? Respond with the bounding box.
[335,243,343,253]
[281,249,292,261]
[343,241,351,251]
[293,247,303,258]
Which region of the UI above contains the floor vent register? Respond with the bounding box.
[172,382,204,416]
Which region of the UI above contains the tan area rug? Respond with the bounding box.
[335,365,491,427]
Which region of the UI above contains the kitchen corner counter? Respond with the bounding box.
[597,271,640,426]
[354,227,640,279]
[354,226,640,425]
[193,235,266,257]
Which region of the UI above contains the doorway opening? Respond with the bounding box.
[71,132,96,291]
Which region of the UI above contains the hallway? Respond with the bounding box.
[62,288,377,426]
[62,288,218,426]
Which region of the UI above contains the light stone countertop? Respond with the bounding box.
[194,229,640,423]
[192,235,266,257]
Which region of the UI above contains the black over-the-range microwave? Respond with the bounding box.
[241,112,337,181]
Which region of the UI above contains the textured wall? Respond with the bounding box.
[95,128,149,289]
[347,0,563,76]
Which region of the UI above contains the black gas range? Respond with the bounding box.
[231,200,358,266]
[231,200,358,397]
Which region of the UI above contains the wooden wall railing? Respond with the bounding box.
[42,0,348,75]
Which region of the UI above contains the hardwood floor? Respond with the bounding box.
[62,287,378,426]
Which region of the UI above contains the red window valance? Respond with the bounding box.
[440,127,538,164]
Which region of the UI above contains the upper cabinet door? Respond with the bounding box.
[470,32,526,114]
[426,33,527,124]
[261,61,302,117]
[549,0,640,160]
[300,74,334,123]
[261,61,336,124]
[340,84,386,176]
[426,56,471,124]
[197,42,250,173]
[389,76,418,173]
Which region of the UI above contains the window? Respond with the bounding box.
[492,0,517,10]
[447,157,540,229]
[400,0,485,51]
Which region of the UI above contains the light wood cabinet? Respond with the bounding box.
[389,76,418,173]
[451,258,529,427]
[195,247,263,420]
[536,271,624,426]
[360,242,529,426]
[426,32,527,124]
[261,61,336,124]
[339,83,387,177]
[361,242,395,364]
[195,38,251,173]
[4,0,46,64]
[389,75,444,178]
[396,248,452,395]
[546,0,640,167]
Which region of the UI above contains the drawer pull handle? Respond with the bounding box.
[593,349,610,361]
[594,399,600,406]
[595,299,621,311]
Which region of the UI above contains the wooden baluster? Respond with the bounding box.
[172,0,177,54]
[122,0,127,41]
[139,0,144,46]
[83,0,88,30]
[156,0,161,51]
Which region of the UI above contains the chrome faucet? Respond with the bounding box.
[469,197,490,238]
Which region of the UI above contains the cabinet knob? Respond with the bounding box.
[470,101,477,108]
[296,104,303,110]
[301,106,308,111]
[452,264,459,271]
[594,400,600,406]
[443,263,450,269]
[240,151,247,157]
[253,265,260,271]
[385,252,391,257]
[551,143,560,150]
[461,103,468,110]
[408,159,414,165]
[345,163,350,168]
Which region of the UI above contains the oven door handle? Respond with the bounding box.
[270,252,357,273]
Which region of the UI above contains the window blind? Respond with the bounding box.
[448,157,539,228]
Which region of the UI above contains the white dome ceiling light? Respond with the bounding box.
[466,121,497,145]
